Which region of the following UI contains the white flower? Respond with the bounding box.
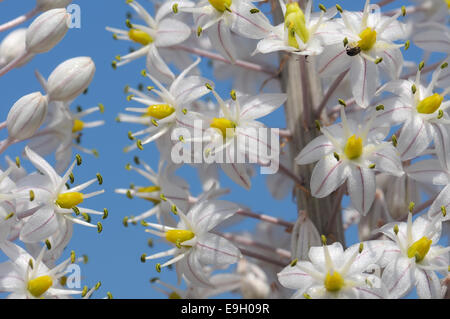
[406,159,450,186]
[0,241,82,299]
[106,0,192,83]
[117,58,210,152]
[296,107,403,215]
[115,159,189,227]
[378,210,449,299]
[142,199,242,287]
[26,101,104,174]
[193,88,286,189]
[36,0,72,11]
[317,0,407,107]
[255,0,339,56]
[0,28,34,68]
[376,62,450,163]
[278,240,387,299]
[6,92,48,142]
[13,147,104,243]
[46,57,96,102]
[26,8,71,54]
[184,0,273,62]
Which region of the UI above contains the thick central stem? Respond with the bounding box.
[275,1,345,245]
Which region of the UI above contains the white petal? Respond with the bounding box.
[406,159,449,185]
[432,123,450,170]
[239,94,287,121]
[382,256,414,299]
[295,135,335,165]
[350,56,379,108]
[308,242,345,270]
[220,146,251,189]
[317,44,351,78]
[20,206,59,243]
[146,45,175,84]
[347,166,376,215]
[397,117,433,161]
[24,146,60,187]
[428,184,450,220]
[172,75,211,105]
[310,155,348,198]
[413,23,450,53]
[155,18,191,47]
[230,2,272,39]
[189,199,239,232]
[369,144,403,176]
[177,251,214,288]
[207,20,237,62]
[277,262,316,292]
[194,233,241,267]
[415,268,442,299]
[378,48,403,80]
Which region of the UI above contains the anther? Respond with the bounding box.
[290,258,298,267]
[319,4,326,12]
[250,8,259,13]
[71,250,76,263]
[338,99,346,107]
[376,104,384,111]
[409,201,415,213]
[96,173,103,185]
[136,140,144,150]
[172,3,179,13]
[156,263,161,273]
[404,40,410,50]
[29,190,35,201]
[76,154,82,166]
[97,222,103,233]
[15,156,20,168]
[359,243,364,253]
[441,206,447,217]
[45,239,52,250]
[103,208,108,219]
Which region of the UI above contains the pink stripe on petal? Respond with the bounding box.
[315,160,343,195]
[401,121,424,158]
[319,49,346,74]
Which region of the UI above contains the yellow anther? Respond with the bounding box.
[416,93,443,114]
[56,192,84,209]
[324,271,345,292]
[137,186,161,204]
[27,275,53,298]
[284,2,309,48]
[169,291,182,299]
[344,135,363,160]
[208,0,232,12]
[128,29,153,46]
[143,104,175,120]
[165,229,195,246]
[210,117,236,138]
[407,236,432,262]
[358,27,377,51]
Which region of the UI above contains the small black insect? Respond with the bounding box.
[346,46,361,56]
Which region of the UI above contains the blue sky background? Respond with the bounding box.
[0,0,442,299]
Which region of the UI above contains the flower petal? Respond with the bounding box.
[381,256,414,299]
[415,268,442,299]
[406,159,449,185]
[239,94,287,121]
[189,200,240,232]
[146,45,175,84]
[310,155,348,198]
[397,117,433,161]
[317,44,351,78]
[194,233,241,267]
[207,20,237,62]
[350,56,379,108]
[19,206,59,243]
[155,18,191,47]
[347,166,376,215]
[295,135,335,165]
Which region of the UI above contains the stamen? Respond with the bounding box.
[143,104,175,120]
[56,192,84,209]
[128,28,153,46]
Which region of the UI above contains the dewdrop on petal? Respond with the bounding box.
[47,57,96,102]
[6,92,48,141]
[26,8,71,54]
[0,29,33,68]
[36,0,72,11]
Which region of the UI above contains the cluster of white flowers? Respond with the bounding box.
[1,0,449,299]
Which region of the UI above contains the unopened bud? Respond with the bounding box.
[7,92,48,141]
[26,8,71,54]
[37,0,72,11]
[0,29,33,68]
[47,57,96,102]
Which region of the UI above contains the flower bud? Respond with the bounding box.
[0,29,34,68]
[26,8,71,54]
[47,57,96,102]
[7,92,48,141]
[36,0,72,11]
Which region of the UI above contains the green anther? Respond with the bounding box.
[156,263,162,273]
[76,154,82,166]
[172,3,179,13]
[205,83,213,90]
[393,224,399,235]
[83,255,89,264]
[441,62,448,69]
[123,216,129,227]
[29,190,35,202]
[376,104,385,111]
[71,250,76,263]
[438,110,444,119]
[182,108,188,115]
[333,152,340,161]
[391,135,398,147]
[111,61,117,70]
[230,89,237,100]
[140,69,146,77]
[150,277,159,283]
[359,243,364,253]
[338,99,346,107]
[125,19,133,29]
[73,207,81,216]
[419,61,425,71]
[147,86,154,91]
[321,234,327,245]
[250,8,259,13]
[303,293,312,299]
[98,103,105,113]
[15,156,20,168]
[441,206,447,217]
[404,40,410,50]
[82,213,91,223]
[369,163,376,169]
[96,173,103,185]
[336,4,343,13]
[81,286,88,297]
[343,37,348,47]
[126,94,134,101]
[45,239,52,250]
[125,163,131,171]
[140,220,149,227]
[148,239,153,247]
[315,120,321,131]
[160,194,167,201]
[128,131,135,140]
[28,259,34,269]
[171,205,178,215]
[290,258,298,267]
[409,202,415,213]
[92,149,99,158]
[4,212,14,220]
[107,292,113,299]
[319,4,326,12]
[197,26,202,37]
[374,57,383,64]
[401,5,406,16]
[151,119,159,127]
[133,156,140,165]
[136,140,144,150]
[126,190,133,199]
[97,222,103,233]
[95,282,101,290]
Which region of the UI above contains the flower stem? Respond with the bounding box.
[236,209,294,229]
[0,7,40,33]
[0,51,30,77]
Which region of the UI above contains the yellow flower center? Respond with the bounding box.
[446,0,450,9]
[165,229,195,246]
[324,271,345,292]
[407,236,432,262]
[358,27,377,51]
[137,186,161,204]
[344,135,363,160]
[27,275,53,298]
[208,0,232,12]
[169,291,182,299]
[284,2,309,48]
[143,104,175,120]
[72,119,84,133]
[56,192,84,209]
[128,29,154,46]
[210,117,236,138]
[416,93,443,114]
